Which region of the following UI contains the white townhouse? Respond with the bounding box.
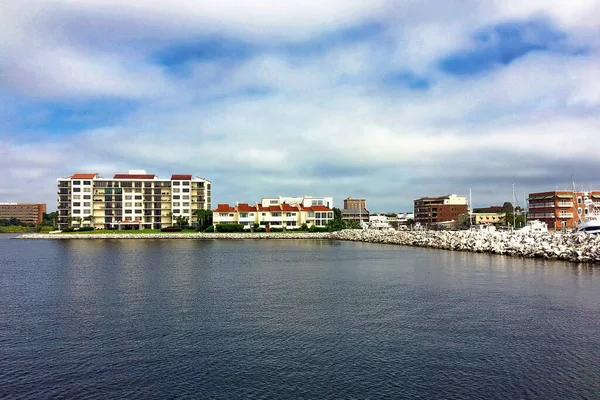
[213,196,335,229]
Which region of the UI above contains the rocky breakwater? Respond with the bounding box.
[16,232,332,240]
[329,229,600,263]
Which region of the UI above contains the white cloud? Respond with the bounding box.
[1,0,599,211]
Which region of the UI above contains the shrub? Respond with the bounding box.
[78,227,94,231]
[270,227,284,232]
[62,227,75,232]
[299,223,308,231]
[309,225,328,233]
[205,225,215,232]
[214,224,244,232]
[161,227,183,232]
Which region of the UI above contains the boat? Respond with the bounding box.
[576,193,600,234]
[515,220,548,234]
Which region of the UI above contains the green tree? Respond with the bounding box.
[194,209,213,231]
[175,215,189,228]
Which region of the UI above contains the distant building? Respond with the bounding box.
[213,199,334,229]
[57,170,211,230]
[260,196,333,209]
[343,197,366,210]
[414,194,468,227]
[473,206,503,213]
[0,203,46,225]
[528,190,600,230]
[342,197,369,224]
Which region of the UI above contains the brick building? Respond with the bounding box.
[414,194,468,227]
[528,190,600,231]
[0,203,47,225]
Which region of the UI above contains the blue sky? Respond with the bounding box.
[1,0,600,212]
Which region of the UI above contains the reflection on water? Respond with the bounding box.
[1,238,599,399]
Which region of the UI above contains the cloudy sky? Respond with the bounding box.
[2,1,600,212]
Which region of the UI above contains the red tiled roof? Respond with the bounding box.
[171,174,193,180]
[236,203,257,212]
[113,174,156,179]
[71,173,97,179]
[310,205,332,212]
[214,204,236,212]
[280,203,299,212]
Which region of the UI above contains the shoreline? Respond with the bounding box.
[15,229,600,263]
[330,229,600,263]
[15,232,332,240]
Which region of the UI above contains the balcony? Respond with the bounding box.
[557,202,573,207]
[558,213,574,218]
[529,202,555,209]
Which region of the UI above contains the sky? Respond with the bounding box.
[1,0,600,212]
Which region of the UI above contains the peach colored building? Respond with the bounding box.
[528,190,600,231]
[0,203,46,225]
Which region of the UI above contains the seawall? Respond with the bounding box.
[329,229,600,263]
[15,232,331,240]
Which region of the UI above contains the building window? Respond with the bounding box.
[83,202,91,207]
[73,188,81,192]
[182,195,189,200]
[83,195,91,199]
[173,209,180,214]
[182,202,189,206]
[173,181,180,186]
[173,188,180,193]
[125,195,132,200]
[135,195,142,200]
[73,202,81,207]
[73,195,81,200]
[173,202,180,206]
[173,195,180,200]
[135,203,142,207]
[125,210,132,214]
[182,188,189,193]
[73,180,81,185]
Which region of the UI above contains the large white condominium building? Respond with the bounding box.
[57,170,211,230]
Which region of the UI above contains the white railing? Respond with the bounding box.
[558,213,573,218]
[557,202,573,207]
[529,203,555,208]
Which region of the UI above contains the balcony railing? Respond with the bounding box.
[529,203,555,208]
[558,213,574,218]
[557,202,573,207]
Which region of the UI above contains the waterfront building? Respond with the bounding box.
[341,197,369,224]
[528,190,600,231]
[343,197,366,210]
[413,194,468,228]
[213,198,334,229]
[260,196,333,209]
[0,203,47,225]
[57,170,211,230]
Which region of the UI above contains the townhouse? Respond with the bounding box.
[213,196,334,229]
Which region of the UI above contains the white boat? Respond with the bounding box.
[576,193,600,234]
[515,220,548,233]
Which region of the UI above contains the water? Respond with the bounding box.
[1,236,599,399]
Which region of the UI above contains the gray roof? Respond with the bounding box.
[341,208,369,214]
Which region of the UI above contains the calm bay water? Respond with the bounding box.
[1,236,599,399]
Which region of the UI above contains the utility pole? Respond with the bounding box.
[512,183,516,229]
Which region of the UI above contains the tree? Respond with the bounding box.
[175,215,189,228]
[194,209,213,231]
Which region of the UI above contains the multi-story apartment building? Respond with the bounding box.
[213,196,335,229]
[342,197,369,224]
[0,203,47,225]
[414,194,468,227]
[343,197,366,210]
[57,170,211,230]
[528,190,600,230]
